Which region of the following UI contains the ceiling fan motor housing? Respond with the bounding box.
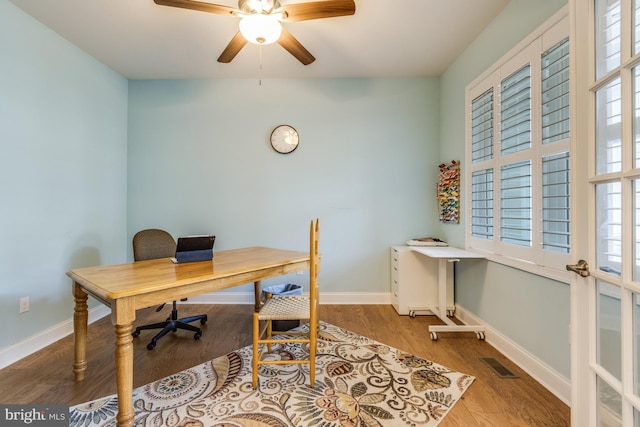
[239,0,281,14]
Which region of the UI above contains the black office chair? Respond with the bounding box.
[131,229,208,350]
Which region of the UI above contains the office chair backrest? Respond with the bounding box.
[133,229,176,261]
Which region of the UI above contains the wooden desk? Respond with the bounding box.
[67,246,310,427]
[411,247,485,340]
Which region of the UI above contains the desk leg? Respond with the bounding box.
[428,259,485,340]
[72,282,88,381]
[437,259,448,320]
[115,323,134,427]
[113,298,135,427]
[254,280,262,311]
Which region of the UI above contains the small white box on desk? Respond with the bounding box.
[390,246,453,316]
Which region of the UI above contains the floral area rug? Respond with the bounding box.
[70,321,474,426]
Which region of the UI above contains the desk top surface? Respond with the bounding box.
[411,246,485,259]
[67,246,309,300]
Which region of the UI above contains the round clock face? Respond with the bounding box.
[270,125,299,154]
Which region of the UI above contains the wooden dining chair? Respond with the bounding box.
[252,218,320,389]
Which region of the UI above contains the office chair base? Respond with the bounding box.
[132,314,208,350]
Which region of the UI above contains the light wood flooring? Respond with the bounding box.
[1,304,570,426]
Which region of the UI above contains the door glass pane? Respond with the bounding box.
[635,293,640,397]
[598,376,622,427]
[596,77,622,174]
[636,67,640,167]
[635,0,640,55]
[596,0,621,78]
[635,180,640,281]
[598,281,622,381]
[597,182,622,275]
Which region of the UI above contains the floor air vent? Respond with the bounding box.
[480,357,519,379]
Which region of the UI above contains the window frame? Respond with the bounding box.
[464,8,571,283]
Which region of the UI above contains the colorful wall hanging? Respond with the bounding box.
[437,160,460,223]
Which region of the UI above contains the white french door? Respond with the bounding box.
[571,0,640,425]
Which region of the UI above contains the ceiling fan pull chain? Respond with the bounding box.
[259,44,263,86]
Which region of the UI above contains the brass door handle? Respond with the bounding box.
[566,260,590,277]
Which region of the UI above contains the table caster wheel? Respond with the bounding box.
[476,331,485,340]
[430,332,438,340]
[447,309,455,317]
[409,310,416,318]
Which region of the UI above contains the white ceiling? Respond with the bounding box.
[8,0,510,80]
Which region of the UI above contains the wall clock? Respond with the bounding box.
[270,125,299,154]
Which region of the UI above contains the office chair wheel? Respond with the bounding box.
[194,332,202,340]
[147,341,156,350]
[200,318,207,325]
[132,330,141,338]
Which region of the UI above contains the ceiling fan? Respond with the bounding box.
[153,0,356,65]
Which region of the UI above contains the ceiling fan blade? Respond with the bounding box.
[217,32,249,63]
[154,0,237,16]
[278,28,315,65]
[281,0,355,22]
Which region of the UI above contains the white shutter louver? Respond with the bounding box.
[501,65,531,155]
[542,152,571,253]
[471,169,494,239]
[471,89,494,163]
[500,161,532,246]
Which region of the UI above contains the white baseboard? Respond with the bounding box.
[455,305,571,406]
[0,304,111,370]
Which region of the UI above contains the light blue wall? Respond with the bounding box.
[0,0,128,349]
[438,0,570,378]
[127,78,441,294]
[0,0,574,385]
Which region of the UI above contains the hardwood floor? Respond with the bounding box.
[1,304,570,426]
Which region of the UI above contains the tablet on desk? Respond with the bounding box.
[171,235,215,263]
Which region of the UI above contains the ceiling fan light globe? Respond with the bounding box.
[239,14,282,45]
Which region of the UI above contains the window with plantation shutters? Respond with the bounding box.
[465,11,570,279]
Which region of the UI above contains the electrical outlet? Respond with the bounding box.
[19,296,29,313]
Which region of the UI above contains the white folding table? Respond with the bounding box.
[410,246,486,340]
